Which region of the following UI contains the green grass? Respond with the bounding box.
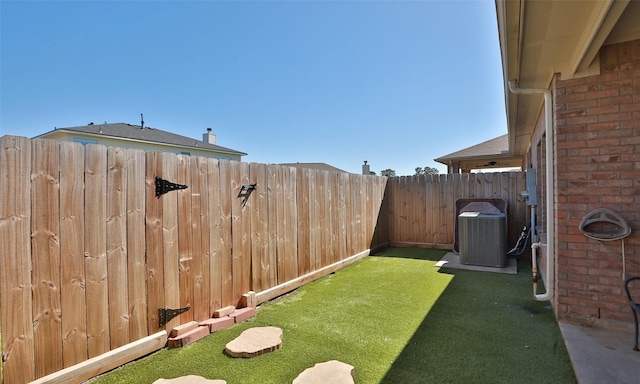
[90,247,575,384]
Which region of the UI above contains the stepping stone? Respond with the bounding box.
[152,375,226,384]
[292,360,355,384]
[224,326,282,358]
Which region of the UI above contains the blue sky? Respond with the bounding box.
[1,0,507,176]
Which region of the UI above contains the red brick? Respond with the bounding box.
[598,95,633,106]
[167,325,210,348]
[620,102,640,112]
[567,289,598,300]
[558,295,587,306]
[566,99,598,110]
[558,280,588,291]
[569,273,599,284]
[587,283,622,295]
[557,93,586,103]
[599,162,634,171]
[200,316,234,332]
[567,305,600,317]
[230,307,256,323]
[588,89,620,99]
[600,309,632,322]
[557,109,586,119]
[567,115,598,125]
[598,111,633,122]
[599,293,628,305]
[587,105,619,115]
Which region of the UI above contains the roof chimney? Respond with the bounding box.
[203,128,216,145]
[362,161,370,175]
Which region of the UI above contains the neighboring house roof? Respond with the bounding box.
[35,122,247,156]
[496,0,640,156]
[279,162,348,173]
[434,134,523,173]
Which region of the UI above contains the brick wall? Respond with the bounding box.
[553,39,640,326]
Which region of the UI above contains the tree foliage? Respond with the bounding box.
[380,169,396,177]
[415,166,439,175]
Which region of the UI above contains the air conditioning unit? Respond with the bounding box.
[458,212,507,267]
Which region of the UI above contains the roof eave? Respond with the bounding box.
[40,129,247,157]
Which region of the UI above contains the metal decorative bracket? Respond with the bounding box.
[158,306,190,328]
[156,177,188,198]
[238,183,257,208]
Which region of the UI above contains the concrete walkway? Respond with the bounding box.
[559,322,640,383]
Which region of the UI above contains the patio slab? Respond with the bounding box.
[436,252,517,275]
[559,321,640,384]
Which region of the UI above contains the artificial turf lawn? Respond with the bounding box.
[89,247,576,384]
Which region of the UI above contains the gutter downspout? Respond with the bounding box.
[508,81,554,302]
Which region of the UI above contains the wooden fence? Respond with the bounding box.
[0,136,388,383]
[0,136,525,383]
[387,173,527,249]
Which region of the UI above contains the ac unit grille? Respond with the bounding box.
[458,212,507,267]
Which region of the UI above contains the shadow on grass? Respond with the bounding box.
[371,246,449,262]
[375,248,576,384]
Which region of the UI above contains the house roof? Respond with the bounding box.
[279,162,348,173]
[36,122,247,156]
[434,134,523,172]
[496,0,640,156]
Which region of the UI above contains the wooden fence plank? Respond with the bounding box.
[364,175,374,247]
[229,161,243,305]
[240,162,253,299]
[329,172,339,264]
[288,167,299,277]
[315,170,327,268]
[84,144,110,358]
[321,171,333,266]
[106,146,129,349]
[30,139,63,378]
[386,178,396,242]
[266,164,279,288]
[354,174,365,253]
[308,169,320,272]
[280,166,296,282]
[218,160,233,307]
[59,141,88,367]
[249,163,265,291]
[145,152,164,332]
[408,176,418,242]
[360,175,368,251]
[296,167,310,276]
[191,156,208,322]
[344,173,354,257]
[207,158,223,313]
[441,173,454,245]
[126,149,147,340]
[336,172,348,260]
[274,166,286,284]
[161,153,180,330]
[0,136,34,383]
[177,155,194,323]
[397,177,409,243]
[415,175,427,243]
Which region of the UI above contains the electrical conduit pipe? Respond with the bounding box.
[508,81,554,302]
